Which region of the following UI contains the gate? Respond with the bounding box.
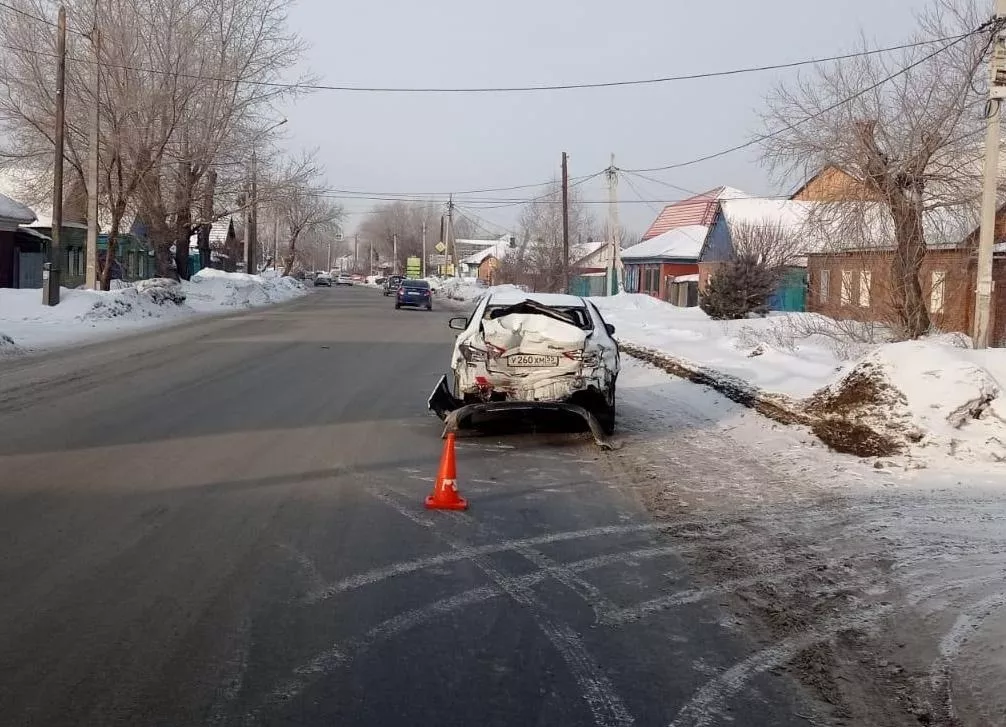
[18,251,43,288]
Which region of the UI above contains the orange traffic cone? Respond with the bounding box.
[425,433,469,510]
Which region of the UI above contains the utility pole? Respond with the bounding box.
[43,6,67,306]
[605,154,620,296]
[84,5,100,290]
[562,152,570,294]
[272,211,279,269]
[421,219,427,278]
[246,150,258,274]
[354,233,359,271]
[392,233,398,275]
[974,1,1006,348]
[327,237,333,271]
[197,169,215,273]
[369,240,374,275]
[447,195,457,277]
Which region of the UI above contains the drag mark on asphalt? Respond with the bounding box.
[928,591,1006,718]
[304,522,675,604]
[369,488,637,727]
[383,483,622,622]
[667,605,894,727]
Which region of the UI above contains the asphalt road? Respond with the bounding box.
[0,286,815,727]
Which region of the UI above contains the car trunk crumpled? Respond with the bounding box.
[477,303,589,400]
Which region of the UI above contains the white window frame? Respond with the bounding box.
[931,270,946,314]
[859,271,871,308]
[819,269,830,303]
[841,270,853,306]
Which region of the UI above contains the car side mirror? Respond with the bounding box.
[449,317,468,331]
[605,323,616,335]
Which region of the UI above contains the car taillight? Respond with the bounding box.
[460,343,487,362]
[563,350,600,366]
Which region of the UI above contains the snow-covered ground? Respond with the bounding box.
[592,293,1006,474]
[0,269,306,357]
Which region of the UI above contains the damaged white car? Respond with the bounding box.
[428,291,620,441]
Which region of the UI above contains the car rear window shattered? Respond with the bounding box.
[484,300,592,330]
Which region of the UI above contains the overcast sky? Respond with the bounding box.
[283,0,916,237]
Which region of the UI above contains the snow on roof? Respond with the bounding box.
[642,186,751,240]
[488,290,586,308]
[572,240,606,263]
[622,224,709,261]
[17,225,50,241]
[0,192,35,225]
[188,217,234,248]
[463,239,511,265]
[671,273,699,283]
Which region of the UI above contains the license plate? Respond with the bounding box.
[508,354,559,367]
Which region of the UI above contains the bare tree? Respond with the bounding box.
[0,0,309,287]
[498,180,598,292]
[729,221,805,272]
[356,201,476,273]
[271,153,343,276]
[761,0,993,339]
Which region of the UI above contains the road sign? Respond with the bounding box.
[428,254,446,266]
[434,241,447,254]
[406,256,421,277]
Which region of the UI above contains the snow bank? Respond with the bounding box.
[807,340,1006,463]
[593,293,845,398]
[593,293,1006,467]
[181,268,305,311]
[0,270,307,356]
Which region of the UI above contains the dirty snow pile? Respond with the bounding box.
[806,340,1006,463]
[0,270,306,356]
[179,268,305,311]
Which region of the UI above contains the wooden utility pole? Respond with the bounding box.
[561,152,570,294]
[246,150,258,273]
[392,233,398,275]
[447,195,457,277]
[84,9,100,289]
[198,169,216,272]
[43,6,67,306]
[354,233,359,271]
[974,0,1006,348]
[421,219,427,278]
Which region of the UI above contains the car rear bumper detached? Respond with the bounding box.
[427,375,615,449]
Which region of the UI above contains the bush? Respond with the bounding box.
[699,256,777,320]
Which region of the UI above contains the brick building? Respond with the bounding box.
[806,245,1006,344]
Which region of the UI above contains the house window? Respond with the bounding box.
[931,270,946,314]
[841,270,853,306]
[819,269,830,303]
[859,271,871,308]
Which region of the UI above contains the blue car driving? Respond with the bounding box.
[394,279,433,311]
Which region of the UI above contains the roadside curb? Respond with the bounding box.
[617,341,810,427]
[618,341,902,458]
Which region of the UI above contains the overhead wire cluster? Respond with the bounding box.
[0,0,997,216]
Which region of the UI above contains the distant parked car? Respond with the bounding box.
[335,273,353,286]
[314,273,332,287]
[383,275,404,296]
[395,278,433,311]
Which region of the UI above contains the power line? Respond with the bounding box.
[0,1,87,35]
[620,170,702,197]
[0,13,968,94]
[619,173,665,215]
[620,30,980,174]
